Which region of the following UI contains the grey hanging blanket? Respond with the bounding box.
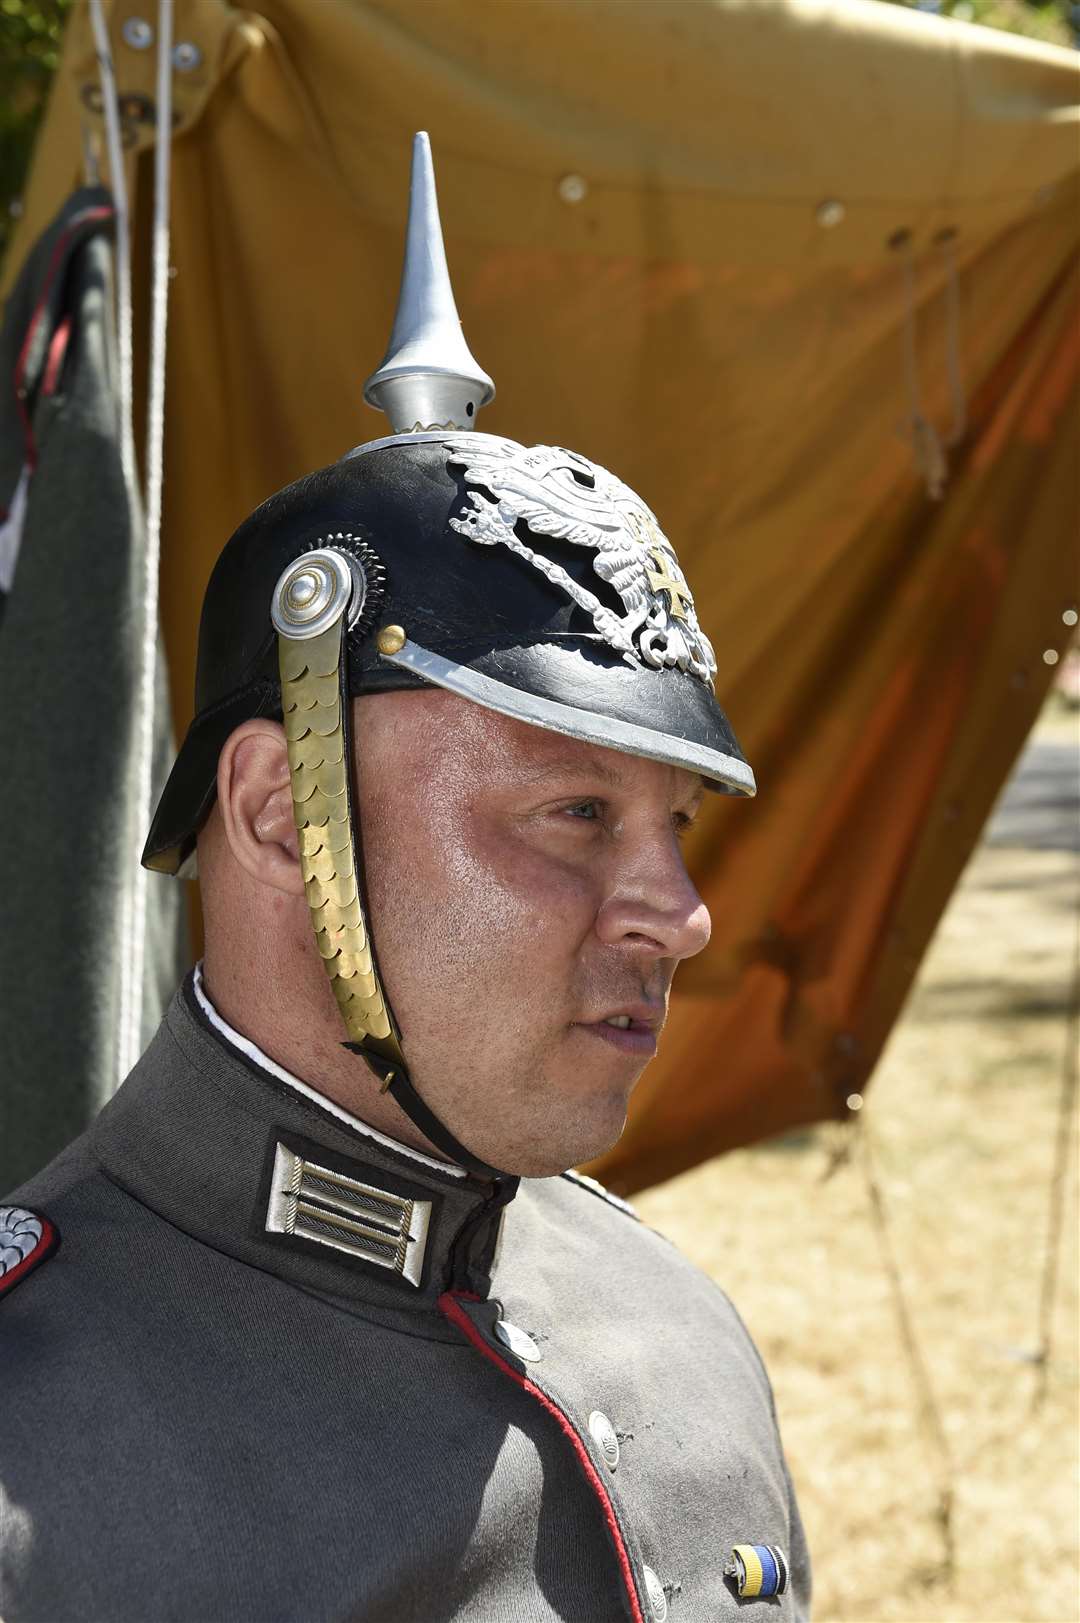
[0,186,188,1190]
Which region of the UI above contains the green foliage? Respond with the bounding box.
[885,0,1076,46]
[0,0,73,266]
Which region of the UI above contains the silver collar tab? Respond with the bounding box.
[265,1142,432,1288]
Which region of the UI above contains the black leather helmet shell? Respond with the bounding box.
[143,434,753,875]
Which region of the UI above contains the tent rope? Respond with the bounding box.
[856,1112,955,1580]
[88,0,140,1085]
[890,229,948,502]
[936,228,968,448]
[80,120,101,186]
[125,0,175,1076]
[1031,859,1080,1408]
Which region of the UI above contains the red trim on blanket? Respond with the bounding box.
[0,1214,59,1298]
[438,1289,645,1623]
[13,204,115,471]
[42,314,73,398]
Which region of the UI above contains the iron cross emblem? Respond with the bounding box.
[646,546,693,622]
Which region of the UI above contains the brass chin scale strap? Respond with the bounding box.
[274,548,403,1068]
[272,548,502,1180]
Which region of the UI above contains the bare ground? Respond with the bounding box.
[635,696,1080,1623]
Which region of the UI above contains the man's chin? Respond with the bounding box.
[417,1048,639,1178]
[496,1101,630,1180]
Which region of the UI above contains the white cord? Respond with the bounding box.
[87,0,134,492]
[125,0,175,1076]
[893,231,947,503]
[88,0,140,1084]
[938,233,968,448]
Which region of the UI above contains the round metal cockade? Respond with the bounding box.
[271,548,364,641]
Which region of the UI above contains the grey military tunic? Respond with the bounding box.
[1,976,810,1621]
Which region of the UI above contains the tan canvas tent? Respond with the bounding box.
[5,0,1078,1193]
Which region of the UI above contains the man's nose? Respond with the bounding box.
[594,838,712,962]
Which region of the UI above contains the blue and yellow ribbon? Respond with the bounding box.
[728,1543,788,1598]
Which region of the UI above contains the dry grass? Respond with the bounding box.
[636,697,1079,1622]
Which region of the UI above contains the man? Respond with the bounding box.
[1,136,809,1621]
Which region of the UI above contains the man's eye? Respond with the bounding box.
[566,801,600,821]
[672,813,695,841]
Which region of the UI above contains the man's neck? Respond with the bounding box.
[193,962,462,1177]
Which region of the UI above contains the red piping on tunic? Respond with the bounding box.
[438,1289,646,1623]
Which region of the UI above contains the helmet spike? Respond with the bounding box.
[363,132,494,434]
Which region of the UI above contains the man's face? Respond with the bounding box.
[354,690,711,1176]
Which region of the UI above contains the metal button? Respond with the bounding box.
[642,1564,668,1621]
[493,1318,541,1362]
[172,41,203,72]
[122,17,154,49]
[587,1409,619,1471]
[816,198,846,228]
[375,623,407,655]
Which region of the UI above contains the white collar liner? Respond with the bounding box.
[192,964,465,1179]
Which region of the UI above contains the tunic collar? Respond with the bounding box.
[91,974,518,1326]
[189,963,463,1180]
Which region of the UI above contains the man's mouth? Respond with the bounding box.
[572,1006,662,1057]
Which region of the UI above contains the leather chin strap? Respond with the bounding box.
[343,1041,506,1180]
[273,546,508,1185]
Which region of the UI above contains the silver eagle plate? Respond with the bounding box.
[445,437,717,687]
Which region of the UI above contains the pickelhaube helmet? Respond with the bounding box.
[143,133,755,1176]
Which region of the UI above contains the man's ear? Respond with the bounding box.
[216,720,304,895]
